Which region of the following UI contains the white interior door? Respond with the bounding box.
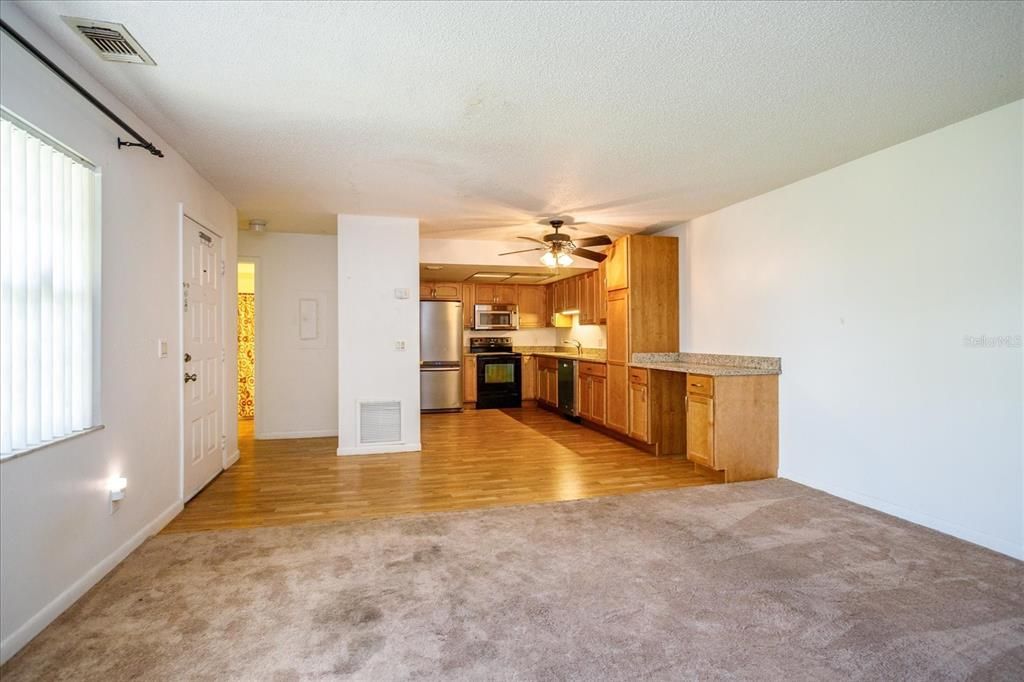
[182,216,224,500]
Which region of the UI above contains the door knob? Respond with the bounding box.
[184,373,197,383]
[184,352,192,362]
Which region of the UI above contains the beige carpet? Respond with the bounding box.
[2,479,1022,680]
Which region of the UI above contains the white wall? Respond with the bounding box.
[238,232,338,438]
[0,5,237,662]
[338,215,421,455]
[557,320,608,349]
[663,101,1023,559]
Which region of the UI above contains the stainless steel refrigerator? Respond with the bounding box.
[420,300,463,412]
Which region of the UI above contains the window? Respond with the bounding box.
[0,110,101,458]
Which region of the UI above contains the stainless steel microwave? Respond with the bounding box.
[474,304,519,330]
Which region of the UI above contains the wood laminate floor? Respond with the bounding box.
[163,406,721,533]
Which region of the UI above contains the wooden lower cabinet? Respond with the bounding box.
[590,376,606,423]
[463,356,477,403]
[577,361,607,425]
[605,363,629,434]
[684,373,778,482]
[536,357,558,406]
[628,369,651,443]
[685,393,714,468]
[521,355,537,400]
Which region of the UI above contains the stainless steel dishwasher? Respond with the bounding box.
[557,359,578,419]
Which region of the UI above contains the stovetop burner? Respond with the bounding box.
[469,337,516,355]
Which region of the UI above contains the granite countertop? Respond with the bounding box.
[630,352,782,377]
[524,351,607,362]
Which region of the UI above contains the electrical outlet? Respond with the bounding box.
[394,340,406,351]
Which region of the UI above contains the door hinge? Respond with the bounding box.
[220,259,226,276]
[221,434,227,452]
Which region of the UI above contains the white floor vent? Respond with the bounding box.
[357,400,402,445]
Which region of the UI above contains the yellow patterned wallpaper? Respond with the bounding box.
[238,293,255,418]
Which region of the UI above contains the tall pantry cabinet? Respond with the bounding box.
[603,235,679,436]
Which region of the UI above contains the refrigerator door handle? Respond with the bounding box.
[420,365,461,372]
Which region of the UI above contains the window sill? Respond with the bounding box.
[0,425,106,462]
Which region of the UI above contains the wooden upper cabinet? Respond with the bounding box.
[564,276,580,312]
[433,282,462,300]
[550,280,564,313]
[597,261,608,323]
[605,238,629,291]
[474,284,496,303]
[578,272,595,324]
[496,284,517,305]
[474,283,517,305]
[420,281,462,301]
[517,285,547,328]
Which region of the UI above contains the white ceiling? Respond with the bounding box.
[13,1,1023,239]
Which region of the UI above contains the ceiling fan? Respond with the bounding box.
[498,219,612,267]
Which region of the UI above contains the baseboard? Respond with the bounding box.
[337,442,422,456]
[781,472,1023,561]
[223,449,240,468]
[255,429,338,440]
[0,499,184,664]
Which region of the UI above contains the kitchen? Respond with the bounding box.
[420,233,782,483]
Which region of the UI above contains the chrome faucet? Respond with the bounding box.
[563,339,583,356]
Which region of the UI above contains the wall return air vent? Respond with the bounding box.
[357,400,402,445]
[62,16,155,65]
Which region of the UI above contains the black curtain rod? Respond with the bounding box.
[0,18,164,158]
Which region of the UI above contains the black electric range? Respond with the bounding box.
[469,337,522,409]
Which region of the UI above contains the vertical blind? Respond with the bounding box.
[0,114,100,456]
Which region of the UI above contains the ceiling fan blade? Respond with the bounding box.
[573,235,612,247]
[517,236,548,245]
[498,247,544,256]
[571,248,607,263]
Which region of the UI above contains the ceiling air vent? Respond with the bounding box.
[61,16,156,65]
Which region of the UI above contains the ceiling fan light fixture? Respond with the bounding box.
[540,251,557,267]
[557,253,574,266]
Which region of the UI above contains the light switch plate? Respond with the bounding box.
[394,288,409,299]
[394,340,406,351]
[157,339,168,358]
